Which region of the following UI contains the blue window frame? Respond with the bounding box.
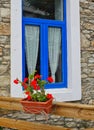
[22,0,67,89]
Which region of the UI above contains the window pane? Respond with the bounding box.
[23,0,63,20]
[48,27,62,82]
[25,25,40,76]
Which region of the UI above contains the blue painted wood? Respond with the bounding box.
[40,24,49,80]
[22,20,25,81]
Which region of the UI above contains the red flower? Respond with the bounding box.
[25,91,30,95]
[46,93,53,99]
[33,85,40,90]
[24,78,28,83]
[30,79,37,87]
[47,77,54,83]
[22,82,28,89]
[34,74,41,79]
[14,79,19,84]
[27,95,32,101]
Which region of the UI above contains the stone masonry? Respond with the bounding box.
[0,0,94,129]
[0,0,10,96]
[80,0,94,104]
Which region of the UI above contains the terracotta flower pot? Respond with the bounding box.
[20,98,53,114]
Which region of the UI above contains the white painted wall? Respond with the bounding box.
[11,0,81,101]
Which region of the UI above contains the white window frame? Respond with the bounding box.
[11,0,81,101]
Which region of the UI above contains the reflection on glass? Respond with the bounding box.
[25,25,40,76]
[23,0,63,20]
[48,27,62,82]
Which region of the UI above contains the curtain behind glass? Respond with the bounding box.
[48,28,61,81]
[25,26,39,74]
[55,0,63,20]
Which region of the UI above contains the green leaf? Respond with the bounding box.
[32,92,47,102]
[37,79,47,88]
[28,71,36,80]
[28,86,33,94]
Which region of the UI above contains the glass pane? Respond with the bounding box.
[48,27,62,82]
[25,25,40,76]
[23,0,63,20]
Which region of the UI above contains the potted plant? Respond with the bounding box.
[14,71,54,114]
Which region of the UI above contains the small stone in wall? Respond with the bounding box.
[89,99,93,105]
[81,74,88,78]
[84,23,94,31]
[91,41,94,47]
[1,8,10,18]
[0,47,3,56]
[81,33,90,48]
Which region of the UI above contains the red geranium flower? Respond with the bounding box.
[14,79,19,84]
[27,95,32,101]
[22,82,28,89]
[24,78,28,83]
[34,74,41,79]
[13,71,54,102]
[30,79,37,87]
[46,93,53,99]
[33,85,40,90]
[47,76,54,83]
[25,91,30,95]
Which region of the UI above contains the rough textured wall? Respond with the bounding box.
[0,0,94,104]
[80,0,94,104]
[0,0,10,96]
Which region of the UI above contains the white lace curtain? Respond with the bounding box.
[48,28,61,81]
[25,26,39,74]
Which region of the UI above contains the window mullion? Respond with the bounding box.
[40,24,48,79]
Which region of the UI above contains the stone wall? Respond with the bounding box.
[0,0,94,102]
[80,0,94,104]
[0,0,10,96]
